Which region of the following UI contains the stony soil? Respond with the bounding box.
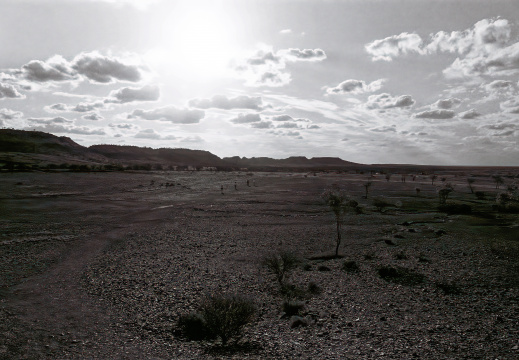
[0,170,518,359]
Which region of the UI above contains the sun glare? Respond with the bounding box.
[151,2,238,80]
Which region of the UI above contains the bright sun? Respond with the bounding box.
[150,2,238,80]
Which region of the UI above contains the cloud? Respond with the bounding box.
[189,95,267,111]
[128,106,205,124]
[0,108,23,120]
[72,52,142,83]
[326,79,385,95]
[19,51,144,84]
[82,113,103,121]
[459,109,481,119]
[365,93,415,109]
[26,116,105,135]
[233,46,326,87]
[365,32,424,61]
[280,29,292,35]
[251,121,272,129]
[433,98,461,109]
[46,103,68,112]
[414,109,456,119]
[28,116,73,125]
[109,123,136,129]
[72,101,105,112]
[369,125,397,133]
[276,122,300,129]
[280,48,327,61]
[0,83,24,99]
[134,129,158,139]
[107,85,160,103]
[366,18,519,78]
[230,113,262,124]
[22,55,76,82]
[500,98,519,113]
[484,79,514,91]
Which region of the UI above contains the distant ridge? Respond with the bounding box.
[0,129,362,170]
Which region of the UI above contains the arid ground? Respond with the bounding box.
[0,170,518,359]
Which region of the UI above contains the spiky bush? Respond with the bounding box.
[199,293,256,345]
[262,251,300,285]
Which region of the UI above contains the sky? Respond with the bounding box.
[1,0,519,165]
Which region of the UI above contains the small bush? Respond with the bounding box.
[373,197,393,212]
[280,283,307,300]
[475,191,485,200]
[438,203,472,215]
[317,265,331,272]
[364,252,375,260]
[394,251,407,260]
[282,300,305,316]
[303,263,312,271]
[177,312,214,341]
[262,251,300,285]
[378,266,425,286]
[200,294,256,345]
[418,253,430,263]
[307,281,322,295]
[435,281,462,295]
[342,260,359,272]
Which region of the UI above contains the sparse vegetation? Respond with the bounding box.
[321,185,359,257]
[282,299,305,316]
[378,266,425,286]
[363,181,372,199]
[262,251,300,286]
[467,178,476,193]
[342,260,359,272]
[198,293,256,346]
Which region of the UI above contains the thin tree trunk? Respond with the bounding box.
[335,218,341,257]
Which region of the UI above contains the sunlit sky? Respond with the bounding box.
[1,0,519,165]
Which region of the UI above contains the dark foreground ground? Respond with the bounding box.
[0,170,518,359]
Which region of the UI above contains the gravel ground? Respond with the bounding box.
[1,170,518,359]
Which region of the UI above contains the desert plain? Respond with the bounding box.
[0,169,518,359]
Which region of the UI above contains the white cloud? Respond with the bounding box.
[18,51,144,84]
[365,32,424,61]
[230,113,262,124]
[108,85,160,103]
[26,116,105,135]
[251,121,272,129]
[280,29,292,35]
[433,98,461,109]
[366,18,519,78]
[233,46,326,87]
[128,106,205,124]
[134,128,177,140]
[82,113,103,121]
[326,79,385,95]
[414,109,456,119]
[189,95,267,111]
[459,109,481,119]
[279,48,327,62]
[72,52,142,83]
[0,108,23,120]
[0,83,24,99]
[365,93,415,109]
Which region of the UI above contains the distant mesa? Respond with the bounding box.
[0,129,361,170]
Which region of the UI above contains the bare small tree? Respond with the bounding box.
[321,185,358,257]
[430,174,438,185]
[492,175,504,189]
[385,173,392,182]
[438,183,454,204]
[467,178,476,193]
[363,181,372,199]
